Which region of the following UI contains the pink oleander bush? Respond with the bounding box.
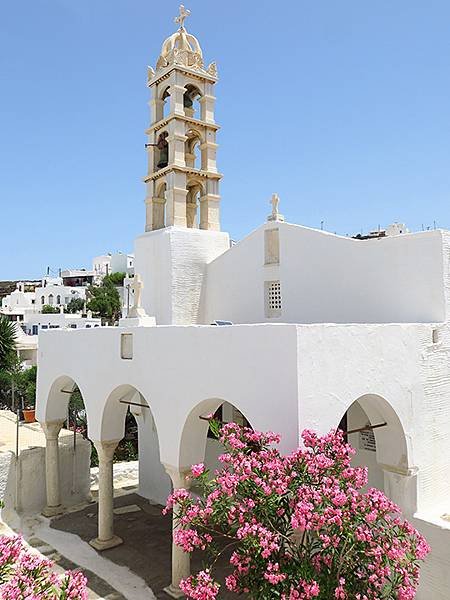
[164,423,430,600]
[0,534,88,599]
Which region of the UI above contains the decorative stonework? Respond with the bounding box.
[153,6,210,76]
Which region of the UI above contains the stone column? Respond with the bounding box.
[199,93,216,124]
[200,140,218,173]
[150,98,164,124]
[164,465,191,599]
[165,171,188,228]
[169,83,187,117]
[383,466,418,517]
[89,440,123,551]
[199,193,221,231]
[42,420,65,517]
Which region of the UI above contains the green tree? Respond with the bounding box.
[0,316,17,371]
[0,359,37,410]
[65,297,85,314]
[41,304,59,314]
[103,271,126,286]
[86,280,121,324]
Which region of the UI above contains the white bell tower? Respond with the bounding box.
[134,6,230,326]
[144,5,222,232]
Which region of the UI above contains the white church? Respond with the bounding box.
[36,6,450,599]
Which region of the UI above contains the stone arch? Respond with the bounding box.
[338,393,412,473]
[178,397,253,470]
[185,128,203,170]
[97,383,168,503]
[337,393,417,513]
[38,374,89,430]
[160,85,171,119]
[186,177,205,228]
[183,84,202,119]
[98,384,158,443]
[153,177,167,230]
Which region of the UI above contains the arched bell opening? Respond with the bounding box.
[186,180,203,229]
[154,131,169,171]
[153,180,167,230]
[183,84,202,119]
[161,86,171,120]
[185,129,202,170]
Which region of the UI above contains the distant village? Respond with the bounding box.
[0,251,135,367]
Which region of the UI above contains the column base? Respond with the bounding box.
[42,505,64,517]
[164,584,185,598]
[89,535,123,551]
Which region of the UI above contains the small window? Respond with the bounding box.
[56,295,61,305]
[265,280,282,318]
[41,296,45,305]
[70,324,77,329]
[121,333,133,359]
[41,325,48,329]
[48,294,54,305]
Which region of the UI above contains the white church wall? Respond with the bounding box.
[296,322,450,516]
[202,227,267,324]
[136,411,171,506]
[36,324,300,465]
[413,517,450,600]
[280,225,446,324]
[417,322,450,513]
[442,230,450,316]
[203,223,447,325]
[135,227,229,325]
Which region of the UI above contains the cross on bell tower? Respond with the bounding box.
[144,6,222,232]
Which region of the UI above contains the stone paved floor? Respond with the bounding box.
[51,492,239,599]
[27,536,126,599]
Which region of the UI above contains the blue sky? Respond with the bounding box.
[1,0,450,279]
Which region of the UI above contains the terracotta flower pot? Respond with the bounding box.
[23,409,36,423]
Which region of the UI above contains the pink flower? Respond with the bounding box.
[165,422,429,600]
[191,463,205,478]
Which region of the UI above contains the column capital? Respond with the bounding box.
[93,440,121,463]
[41,420,65,441]
[199,94,216,103]
[163,464,192,490]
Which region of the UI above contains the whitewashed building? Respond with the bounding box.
[1,282,36,322]
[35,8,450,599]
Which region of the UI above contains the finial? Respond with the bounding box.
[174,4,190,30]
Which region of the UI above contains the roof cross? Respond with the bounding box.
[174,4,190,29]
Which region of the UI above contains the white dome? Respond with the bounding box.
[160,29,203,61]
[155,26,204,72]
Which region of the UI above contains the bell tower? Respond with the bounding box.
[144,5,222,232]
[135,6,229,326]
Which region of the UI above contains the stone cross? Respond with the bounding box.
[267,192,284,223]
[271,193,280,219]
[131,274,143,310]
[174,4,190,29]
